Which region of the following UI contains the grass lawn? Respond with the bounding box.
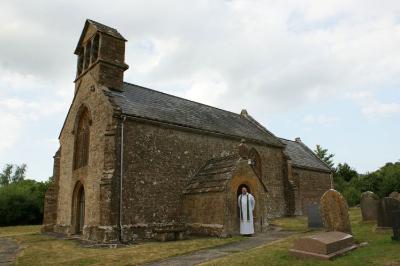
[3,209,399,265]
[202,208,400,266]
[0,226,242,265]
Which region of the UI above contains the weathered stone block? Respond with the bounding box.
[289,231,357,260]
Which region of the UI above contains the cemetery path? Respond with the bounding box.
[145,229,295,266]
[0,237,20,266]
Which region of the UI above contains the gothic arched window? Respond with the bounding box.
[73,107,91,170]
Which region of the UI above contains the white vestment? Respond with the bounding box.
[238,193,255,235]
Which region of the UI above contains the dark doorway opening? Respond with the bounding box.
[72,182,85,234]
[77,187,85,233]
[237,184,251,199]
[237,184,251,219]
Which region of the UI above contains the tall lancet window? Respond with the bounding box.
[73,107,90,170]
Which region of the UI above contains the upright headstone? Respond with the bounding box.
[320,189,352,234]
[389,191,400,201]
[377,197,400,228]
[392,210,400,241]
[360,191,379,221]
[307,203,324,228]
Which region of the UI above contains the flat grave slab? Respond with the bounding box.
[289,231,357,260]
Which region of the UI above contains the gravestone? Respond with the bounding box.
[392,210,400,241]
[377,197,400,228]
[320,189,352,234]
[289,231,357,260]
[389,191,400,201]
[307,203,323,228]
[360,191,379,221]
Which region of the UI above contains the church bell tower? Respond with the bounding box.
[74,19,129,91]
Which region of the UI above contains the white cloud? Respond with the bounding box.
[349,90,400,118]
[303,114,339,126]
[0,0,399,177]
[0,111,21,158]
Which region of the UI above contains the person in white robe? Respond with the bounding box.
[238,187,255,235]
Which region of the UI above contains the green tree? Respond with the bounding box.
[314,145,335,169]
[11,163,26,183]
[375,162,400,197]
[0,179,48,226]
[0,164,13,186]
[336,163,358,182]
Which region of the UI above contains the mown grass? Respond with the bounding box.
[0,225,41,237]
[3,209,400,265]
[0,226,242,265]
[202,208,400,266]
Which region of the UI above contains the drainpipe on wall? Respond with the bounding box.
[119,115,126,242]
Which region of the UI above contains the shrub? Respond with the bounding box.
[0,180,48,226]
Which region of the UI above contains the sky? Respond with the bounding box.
[0,0,399,181]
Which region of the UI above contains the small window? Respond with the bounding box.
[73,107,90,170]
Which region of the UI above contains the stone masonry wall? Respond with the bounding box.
[120,118,287,241]
[293,167,332,215]
[42,149,61,232]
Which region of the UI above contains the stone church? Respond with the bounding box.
[42,20,332,243]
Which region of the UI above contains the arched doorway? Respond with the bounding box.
[72,182,85,234]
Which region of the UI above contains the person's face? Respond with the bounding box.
[242,187,247,195]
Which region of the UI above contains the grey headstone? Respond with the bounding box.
[377,197,400,228]
[307,203,323,228]
[392,210,400,241]
[360,191,379,221]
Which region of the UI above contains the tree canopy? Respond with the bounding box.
[314,145,400,206]
[314,145,335,169]
[0,164,52,226]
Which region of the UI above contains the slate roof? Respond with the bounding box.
[75,19,126,54]
[108,82,284,147]
[86,20,126,40]
[279,138,331,172]
[183,155,240,194]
